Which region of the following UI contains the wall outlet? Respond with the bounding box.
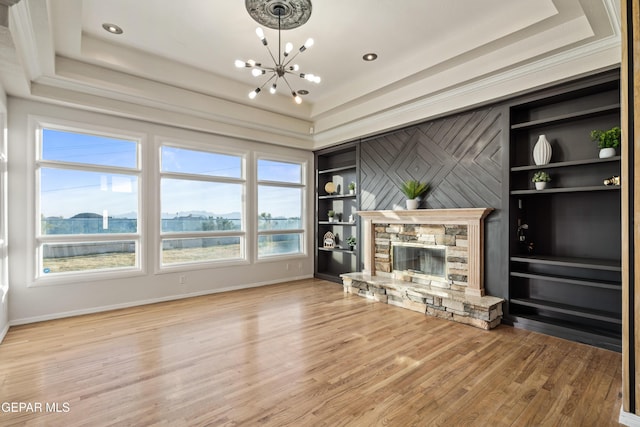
[179,275,186,285]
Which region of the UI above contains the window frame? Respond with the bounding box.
[157,140,248,271]
[32,119,145,285]
[255,154,307,261]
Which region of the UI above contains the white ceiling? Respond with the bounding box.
[1,0,622,149]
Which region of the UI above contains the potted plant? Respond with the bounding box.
[348,182,356,195]
[327,210,335,222]
[590,126,620,158]
[400,179,429,210]
[346,236,356,250]
[532,171,551,190]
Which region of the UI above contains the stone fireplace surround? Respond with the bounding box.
[341,208,504,330]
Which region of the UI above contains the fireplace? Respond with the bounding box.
[340,208,504,330]
[391,242,446,282]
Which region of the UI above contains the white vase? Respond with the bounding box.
[535,182,547,190]
[328,217,334,223]
[406,199,419,210]
[533,135,552,165]
[599,147,616,158]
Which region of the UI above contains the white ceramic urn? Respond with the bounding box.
[533,135,552,165]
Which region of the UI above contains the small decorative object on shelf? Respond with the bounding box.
[323,231,335,248]
[327,210,335,222]
[532,171,551,190]
[400,179,429,210]
[590,126,620,159]
[348,214,355,223]
[346,236,356,251]
[533,134,552,165]
[324,181,336,195]
[603,175,621,186]
[348,181,356,195]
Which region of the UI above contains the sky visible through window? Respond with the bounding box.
[40,130,303,221]
[41,129,138,219]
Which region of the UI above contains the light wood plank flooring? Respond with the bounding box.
[0,278,622,426]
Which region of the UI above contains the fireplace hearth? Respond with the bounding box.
[341,208,504,330]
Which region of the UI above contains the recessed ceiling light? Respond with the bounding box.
[363,53,378,61]
[102,23,123,35]
[297,90,309,95]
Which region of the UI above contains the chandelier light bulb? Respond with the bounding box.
[289,64,299,72]
[284,42,293,56]
[249,88,261,99]
[247,59,256,67]
[270,83,277,94]
[304,38,314,49]
[256,27,267,45]
[251,68,265,77]
[292,92,302,104]
[234,60,246,68]
[313,75,321,84]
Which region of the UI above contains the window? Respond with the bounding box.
[257,158,305,258]
[160,145,245,267]
[37,127,141,277]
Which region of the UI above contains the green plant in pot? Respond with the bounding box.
[348,182,356,195]
[327,210,335,222]
[532,171,551,190]
[590,126,620,159]
[346,236,356,250]
[400,180,429,210]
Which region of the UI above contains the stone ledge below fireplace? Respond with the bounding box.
[341,272,504,330]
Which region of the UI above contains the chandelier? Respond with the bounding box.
[236,0,319,104]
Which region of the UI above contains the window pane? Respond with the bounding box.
[258,186,301,231]
[257,159,302,183]
[161,179,242,232]
[162,237,242,265]
[40,168,138,235]
[258,233,302,257]
[41,241,136,274]
[162,146,242,178]
[42,129,137,168]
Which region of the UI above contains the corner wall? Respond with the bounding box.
[7,97,315,325]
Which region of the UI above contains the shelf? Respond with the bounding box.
[510,271,620,290]
[510,255,621,272]
[318,194,357,200]
[510,103,620,130]
[510,185,620,195]
[510,298,621,324]
[510,156,621,172]
[507,314,621,351]
[318,247,356,254]
[318,165,356,175]
[318,221,356,226]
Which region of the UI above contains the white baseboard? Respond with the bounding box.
[620,407,640,426]
[9,274,313,326]
[0,322,9,344]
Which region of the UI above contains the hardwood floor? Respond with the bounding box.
[0,278,622,426]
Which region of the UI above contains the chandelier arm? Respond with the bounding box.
[258,73,278,89]
[262,44,279,68]
[281,75,295,92]
[282,50,302,68]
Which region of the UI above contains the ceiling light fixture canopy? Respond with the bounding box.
[237,0,319,104]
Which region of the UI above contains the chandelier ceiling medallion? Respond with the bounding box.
[237,0,319,104]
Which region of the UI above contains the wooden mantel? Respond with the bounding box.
[357,208,493,297]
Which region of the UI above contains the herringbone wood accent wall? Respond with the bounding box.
[361,106,503,210]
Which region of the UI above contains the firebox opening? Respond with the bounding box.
[391,242,446,280]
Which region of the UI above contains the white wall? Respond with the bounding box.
[7,97,315,324]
